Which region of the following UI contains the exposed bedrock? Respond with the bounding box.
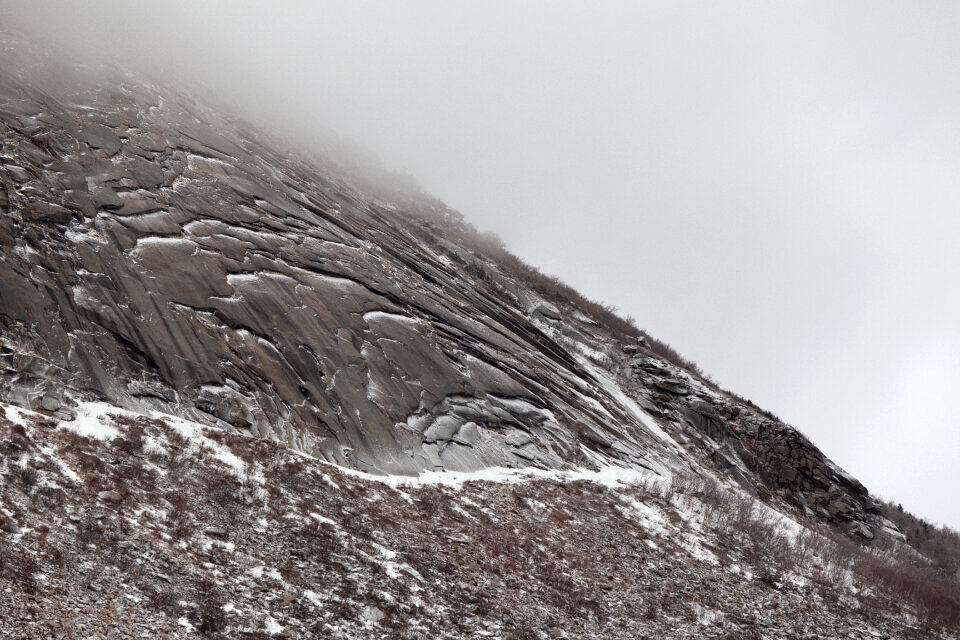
[0,74,673,476]
[0,64,890,538]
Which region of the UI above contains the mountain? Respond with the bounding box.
[1,31,958,639]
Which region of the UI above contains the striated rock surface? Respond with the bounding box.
[0,38,886,541]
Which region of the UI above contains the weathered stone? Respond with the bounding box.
[361,606,384,625]
[90,186,123,210]
[451,422,480,447]
[127,381,176,402]
[22,200,72,224]
[196,385,254,428]
[0,44,884,528]
[688,398,720,420]
[504,430,533,447]
[122,155,165,188]
[77,123,122,154]
[529,301,562,320]
[6,165,32,182]
[97,490,123,504]
[39,394,60,411]
[651,378,690,395]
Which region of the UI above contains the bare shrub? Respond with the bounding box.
[414,487,445,516]
[302,519,338,563]
[194,576,227,635]
[15,464,38,488]
[111,417,146,454]
[0,544,39,593]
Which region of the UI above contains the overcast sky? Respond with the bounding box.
[5,2,959,529]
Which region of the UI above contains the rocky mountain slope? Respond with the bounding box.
[1,30,958,639]
[2,400,955,640]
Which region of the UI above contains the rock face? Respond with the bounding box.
[0,67,678,478]
[0,43,885,536]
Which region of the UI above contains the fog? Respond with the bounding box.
[3,2,959,529]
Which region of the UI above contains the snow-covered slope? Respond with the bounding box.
[0,400,951,639]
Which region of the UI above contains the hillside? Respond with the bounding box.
[0,30,958,639]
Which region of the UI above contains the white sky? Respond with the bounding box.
[5,1,959,529]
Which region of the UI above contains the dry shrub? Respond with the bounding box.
[0,544,39,593]
[302,519,338,562]
[267,458,306,486]
[111,418,146,454]
[194,575,227,635]
[15,464,38,488]
[414,487,445,516]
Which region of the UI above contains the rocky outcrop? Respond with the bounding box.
[616,347,884,535]
[0,66,679,477]
[0,40,888,541]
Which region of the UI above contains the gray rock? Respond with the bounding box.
[22,200,72,224]
[572,310,599,325]
[504,430,533,447]
[127,381,176,402]
[123,156,165,189]
[6,165,32,182]
[530,301,562,320]
[39,394,61,411]
[77,123,122,154]
[196,385,254,428]
[361,606,384,625]
[651,378,690,396]
[688,398,720,420]
[0,52,884,533]
[97,490,123,504]
[422,415,462,443]
[90,186,124,210]
[451,422,480,447]
[512,443,540,461]
[853,524,875,540]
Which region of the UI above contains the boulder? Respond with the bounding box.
[688,398,720,420]
[196,385,254,428]
[504,430,533,447]
[6,165,32,182]
[651,378,690,396]
[529,301,562,320]
[97,490,123,504]
[39,394,61,412]
[451,422,480,447]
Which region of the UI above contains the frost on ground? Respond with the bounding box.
[0,401,956,640]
